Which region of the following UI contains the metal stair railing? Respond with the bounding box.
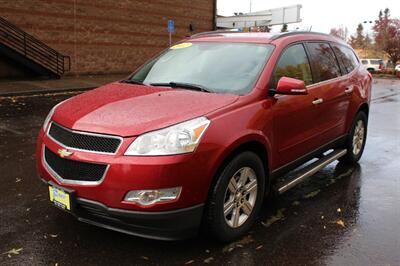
[0,16,70,76]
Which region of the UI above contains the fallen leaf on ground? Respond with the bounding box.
[261,208,286,227]
[140,256,149,260]
[204,257,214,263]
[3,248,23,256]
[184,259,195,264]
[256,245,263,250]
[222,235,254,253]
[291,201,300,206]
[304,190,321,199]
[336,219,345,227]
[50,234,58,238]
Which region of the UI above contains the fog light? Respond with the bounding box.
[124,187,181,206]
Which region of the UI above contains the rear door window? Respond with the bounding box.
[306,42,342,82]
[332,44,359,74]
[272,43,313,87]
[370,59,383,65]
[361,59,368,64]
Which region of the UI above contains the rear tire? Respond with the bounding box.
[204,152,265,242]
[340,111,368,163]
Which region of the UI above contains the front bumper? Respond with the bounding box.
[74,197,204,240]
[43,179,204,240]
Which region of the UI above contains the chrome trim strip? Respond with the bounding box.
[271,135,347,176]
[47,122,123,155]
[42,145,109,186]
[306,64,360,89]
[278,149,347,194]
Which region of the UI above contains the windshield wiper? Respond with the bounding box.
[150,82,212,93]
[120,79,147,85]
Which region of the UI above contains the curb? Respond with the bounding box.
[0,86,94,97]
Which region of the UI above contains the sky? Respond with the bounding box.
[217,0,400,36]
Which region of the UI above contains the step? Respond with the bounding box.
[276,149,347,194]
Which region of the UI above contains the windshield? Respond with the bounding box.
[129,42,274,95]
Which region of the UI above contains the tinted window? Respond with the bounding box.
[306,42,341,82]
[272,44,313,87]
[332,44,359,73]
[361,60,368,64]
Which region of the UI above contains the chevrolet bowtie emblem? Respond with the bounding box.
[57,149,74,158]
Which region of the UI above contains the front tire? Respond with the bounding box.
[204,152,265,242]
[340,111,368,163]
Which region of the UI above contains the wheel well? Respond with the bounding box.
[208,141,269,196]
[358,103,369,116]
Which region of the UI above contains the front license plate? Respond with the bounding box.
[49,185,72,211]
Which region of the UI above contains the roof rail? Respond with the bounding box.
[269,31,331,40]
[190,30,334,41]
[191,30,241,38]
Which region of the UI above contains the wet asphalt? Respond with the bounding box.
[0,79,399,266]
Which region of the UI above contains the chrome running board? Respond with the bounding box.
[276,149,347,194]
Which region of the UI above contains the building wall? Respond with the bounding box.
[0,0,215,75]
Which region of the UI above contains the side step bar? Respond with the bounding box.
[276,149,347,194]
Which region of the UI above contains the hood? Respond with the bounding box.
[52,82,238,136]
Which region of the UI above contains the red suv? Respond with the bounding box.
[37,31,372,241]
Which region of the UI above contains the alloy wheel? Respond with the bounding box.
[352,120,365,155]
[223,167,258,228]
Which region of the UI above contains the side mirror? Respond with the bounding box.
[273,77,308,95]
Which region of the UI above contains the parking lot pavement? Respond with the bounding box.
[0,79,399,266]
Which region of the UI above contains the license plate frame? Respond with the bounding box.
[48,182,75,212]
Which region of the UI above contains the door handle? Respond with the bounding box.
[312,98,323,105]
[345,87,354,94]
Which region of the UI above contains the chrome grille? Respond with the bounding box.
[48,122,121,154]
[44,147,107,183]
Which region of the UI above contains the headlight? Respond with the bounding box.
[42,101,63,131]
[125,117,210,156]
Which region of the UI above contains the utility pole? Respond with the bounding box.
[249,0,252,13]
[363,20,373,58]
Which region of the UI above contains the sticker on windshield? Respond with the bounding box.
[170,42,193,49]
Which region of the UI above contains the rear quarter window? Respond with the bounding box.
[332,44,359,74]
[306,42,341,82]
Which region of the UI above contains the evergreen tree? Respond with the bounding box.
[349,23,365,49]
